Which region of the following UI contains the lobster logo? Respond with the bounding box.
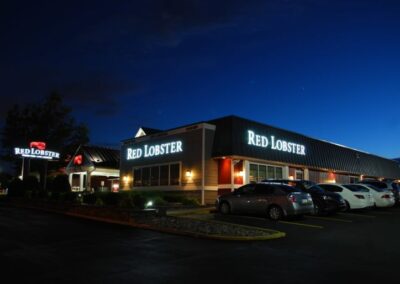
[74,155,83,165]
[30,141,46,150]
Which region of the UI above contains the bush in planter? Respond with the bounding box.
[152,195,167,207]
[118,192,135,208]
[132,193,146,209]
[95,196,104,206]
[83,192,97,204]
[60,191,79,203]
[99,192,121,206]
[181,197,201,206]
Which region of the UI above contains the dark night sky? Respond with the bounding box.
[1,0,400,159]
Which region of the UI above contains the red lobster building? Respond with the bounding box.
[120,116,400,205]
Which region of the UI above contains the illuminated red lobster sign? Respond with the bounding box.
[30,141,46,150]
[74,155,83,165]
[14,141,60,160]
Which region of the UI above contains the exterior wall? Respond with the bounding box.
[204,128,218,187]
[121,127,203,190]
[120,124,217,204]
[309,169,352,184]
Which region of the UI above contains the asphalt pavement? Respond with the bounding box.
[1,205,400,284]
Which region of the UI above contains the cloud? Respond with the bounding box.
[0,67,138,119]
[76,0,267,48]
[57,73,138,117]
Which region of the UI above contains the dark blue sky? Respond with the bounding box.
[1,0,399,158]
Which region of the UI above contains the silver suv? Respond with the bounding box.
[216,182,314,220]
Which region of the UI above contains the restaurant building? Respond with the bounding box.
[66,145,120,192]
[120,116,400,204]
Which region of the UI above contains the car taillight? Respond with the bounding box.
[382,195,391,199]
[354,194,365,199]
[288,195,297,203]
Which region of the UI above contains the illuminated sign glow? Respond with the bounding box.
[74,155,83,165]
[127,141,183,160]
[248,130,306,156]
[14,147,60,160]
[30,141,46,150]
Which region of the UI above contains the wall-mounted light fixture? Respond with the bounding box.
[185,170,193,178]
[238,171,244,177]
[288,175,294,180]
[123,175,129,183]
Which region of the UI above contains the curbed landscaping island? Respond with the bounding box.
[2,198,285,241]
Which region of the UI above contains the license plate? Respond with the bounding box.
[302,199,309,204]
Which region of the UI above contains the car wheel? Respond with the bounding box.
[314,203,322,215]
[219,202,231,215]
[345,200,351,211]
[268,206,283,221]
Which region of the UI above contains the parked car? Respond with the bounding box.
[264,179,346,215]
[216,182,314,220]
[318,183,374,210]
[359,180,399,204]
[354,184,395,208]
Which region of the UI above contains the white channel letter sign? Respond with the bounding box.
[127,141,183,160]
[14,148,60,160]
[247,130,306,156]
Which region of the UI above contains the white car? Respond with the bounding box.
[318,183,374,210]
[355,184,395,208]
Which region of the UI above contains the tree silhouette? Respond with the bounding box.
[1,92,89,176]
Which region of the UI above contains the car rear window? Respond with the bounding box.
[301,180,316,189]
[364,184,385,192]
[308,185,325,193]
[344,184,368,192]
[361,181,387,189]
[277,185,302,193]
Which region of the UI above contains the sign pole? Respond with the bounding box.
[43,160,48,191]
[21,157,25,180]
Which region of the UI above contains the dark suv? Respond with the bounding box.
[359,179,400,204]
[263,179,347,214]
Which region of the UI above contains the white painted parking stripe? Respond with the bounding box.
[306,216,352,223]
[221,215,324,229]
[278,221,324,229]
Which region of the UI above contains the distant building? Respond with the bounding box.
[66,145,120,192]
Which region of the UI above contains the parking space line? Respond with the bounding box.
[306,216,352,223]
[218,215,323,229]
[338,212,376,218]
[278,221,324,229]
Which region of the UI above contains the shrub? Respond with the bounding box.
[50,175,71,193]
[83,193,97,204]
[181,197,201,206]
[118,192,135,208]
[23,176,41,196]
[152,195,167,206]
[0,173,12,189]
[95,196,104,206]
[7,178,24,197]
[100,192,121,206]
[132,194,146,209]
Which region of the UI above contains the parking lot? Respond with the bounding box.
[1,205,400,283]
